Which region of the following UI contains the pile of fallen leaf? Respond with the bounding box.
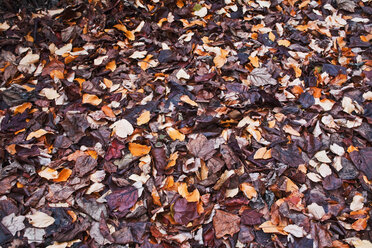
[0,0,371,247]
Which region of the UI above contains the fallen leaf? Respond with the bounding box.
[137,110,151,125]
[0,22,10,31]
[26,211,55,228]
[83,94,102,106]
[26,129,50,140]
[283,224,305,238]
[180,95,198,106]
[213,210,240,238]
[53,168,72,182]
[247,67,276,86]
[259,221,287,235]
[240,182,257,199]
[176,69,190,80]
[128,143,151,157]
[1,213,26,235]
[178,182,200,202]
[101,105,116,118]
[350,194,364,211]
[38,167,59,180]
[114,24,135,40]
[105,60,116,72]
[253,147,272,159]
[167,127,185,141]
[40,88,60,100]
[351,218,368,231]
[307,202,325,220]
[110,119,134,138]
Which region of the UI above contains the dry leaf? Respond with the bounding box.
[278,39,291,47]
[240,182,257,199]
[307,202,325,220]
[213,210,240,238]
[167,127,185,141]
[101,105,116,118]
[105,60,116,72]
[176,68,190,80]
[27,129,50,140]
[83,94,102,106]
[0,22,10,31]
[254,147,272,159]
[27,211,55,228]
[128,143,151,157]
[351,218,368,231]
[137,110,151,125]
[314,150,332,163]
[114,24,135,40]
[14,102,32,114]
[180,95,198,106]
[53,168,72,182]
[40,88,60,100]
[283,125,300,136]
[283,224,305,237]
[178,182,200,202]
[350,195,364,211]
[259,221,287,235]
[213,48,228,68]
[110,119,134,138]
[247,68,276,86]
[38,167,59,180]
[55,43,72,56]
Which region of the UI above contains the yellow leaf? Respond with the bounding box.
[137,110,151,125]
[53,168,72,182]
[268,32,275,41]
[26,129,50,140]
[278,40,291,47]
[249,56,259,67]
[213,49,228,68]
[167,127,185,141]
[180,95,198,106]
[178,182,200,202]
[253,147,272,160]
[14,102,32,114]
[82,94,102,106]
[106,60,116,72]
[240,182,257,199]
[128,143,151,157]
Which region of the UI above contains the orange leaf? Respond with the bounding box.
[14,102,32,114]
[254,147,272,160]
[268,32,275,41]
[114,24,135,40]
[167,127,185,141]
[249,56,259,68]
[128,143,151,157]
[86,150,98,159]
[106,60,116,72]
[101,105,115,118]
[351,218,368,231]
[6,144,16,155]
[278,40,291,47]
[50,69,64,79]
[180,95,198,106]
[332,240,349,248]
[151,187,162,206]
[26,129,50,140]
[347,145,358,153]
[103,78,113,88]
[291,85,303,95]
[166,152,179,169]
[178,182,200,202]
[240,182,257,199]
[53,168,72,182]
[82,94,102,106]
[137,110,151,125]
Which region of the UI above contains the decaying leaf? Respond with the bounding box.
[213,210,240,238]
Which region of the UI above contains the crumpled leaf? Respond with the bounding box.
[128,143,151,157]
[336,0,356,12]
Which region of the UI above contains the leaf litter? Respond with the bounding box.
[0,0,371,247]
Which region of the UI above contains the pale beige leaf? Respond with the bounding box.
[27,211,55,228]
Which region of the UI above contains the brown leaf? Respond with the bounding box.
[213,210,240,238]
[187,134,215,160]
